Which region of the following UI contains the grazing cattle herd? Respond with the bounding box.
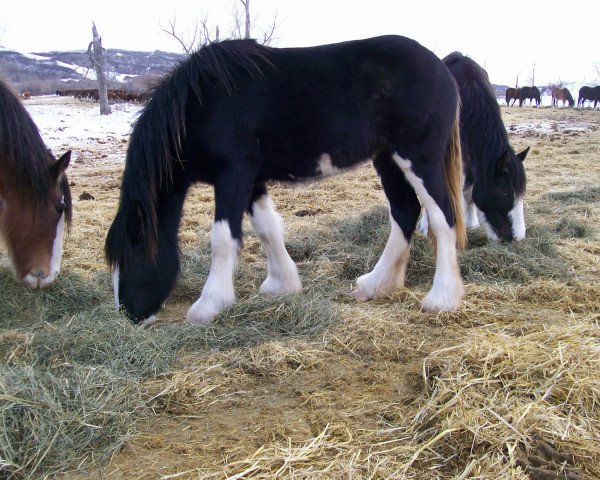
[54,88,151,103]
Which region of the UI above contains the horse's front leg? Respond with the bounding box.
[186,170,255,325]
[247,185,302,296]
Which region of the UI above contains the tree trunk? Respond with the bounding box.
[243,0,251,39]
[88,22,111,115]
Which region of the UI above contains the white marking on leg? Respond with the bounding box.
[393,154,464,311]
[418,210,429,236]
[462,185,480,229]
[250,196,302,296]
[112,265,120,309]
[39,214,65,288]
[186,220,238,325]
[509,195,526,240]
[351,210,409,300]
[314,154,370,178]
[316,154,343,177]
[141,315,158,326]
[477,210,499,241]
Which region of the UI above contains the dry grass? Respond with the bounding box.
[1,105,599,479]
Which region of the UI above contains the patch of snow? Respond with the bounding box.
[55,61,96,80]
[22,52,52,61]
[23,96,143,165]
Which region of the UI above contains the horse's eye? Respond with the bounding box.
[56,201,66,214]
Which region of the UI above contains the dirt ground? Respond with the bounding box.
[11,100,600,479]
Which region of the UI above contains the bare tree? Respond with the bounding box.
[87,22,111,115]
[594,62,600,79]
[162,0,277,54]
[231,0,277,44]
[527,63,536,86]
[160,11,221,54]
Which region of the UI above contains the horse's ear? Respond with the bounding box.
[52,150,71,179]
[517,147,530,162]
[494,150,510,175]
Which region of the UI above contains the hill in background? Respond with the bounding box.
[2,47,566,100]
[0,48,184,94]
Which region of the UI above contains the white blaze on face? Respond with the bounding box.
[509,195,526,240]
[112,265,120,308]
[39,213,65,288]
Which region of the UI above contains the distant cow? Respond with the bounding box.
[21,92,31,99]
[577,85,600,108]
[551,87,574,107]
[505,87,520,106]
[519,86,541,107]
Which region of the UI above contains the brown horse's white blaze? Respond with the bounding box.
[0,152,71,288]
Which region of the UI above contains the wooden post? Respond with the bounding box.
[87,22,111,115]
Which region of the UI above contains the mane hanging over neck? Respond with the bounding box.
[444,52,525,193]
[0,78,55,203]
[108,39,272,266]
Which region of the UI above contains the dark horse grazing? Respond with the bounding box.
[552,87,574,107]
[105,36,466,325]
[519,86,541,107]
[0,79,72,287]
[420,52,528,242]
[505,87,520,106]
[577,86,600,108]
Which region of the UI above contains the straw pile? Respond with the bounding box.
[1,102,599,479]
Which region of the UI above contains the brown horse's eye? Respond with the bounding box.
[56,201,66,214]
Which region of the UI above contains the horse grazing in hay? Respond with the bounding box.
[577,86,600,108]
[519,86,541,107]
[420,52,528,242]
[0,79,72,288]
[105,36,466,325]
[552,87,574,107]
[505,87,520,106]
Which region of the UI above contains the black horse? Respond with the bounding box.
[105,36,466,325]
[420,52,528,242]
[519,86,541,107]
[577,86,600,108]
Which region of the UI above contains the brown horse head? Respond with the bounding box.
[0,151,72,288]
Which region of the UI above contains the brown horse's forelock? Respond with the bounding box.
[0,79,60,212]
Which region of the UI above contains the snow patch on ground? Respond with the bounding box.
[24,95,143,165]
[507,120,596,137]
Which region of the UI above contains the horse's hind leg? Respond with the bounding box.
[351,152,419,301]
[247,184,302,296]
[186,170,256,325]
[392,153,464,311]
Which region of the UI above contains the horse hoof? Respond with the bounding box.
[421,289,463,312]
[350,288,371,302]
[141,315,158,326]
[259,276,302,297]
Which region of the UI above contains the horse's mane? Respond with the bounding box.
[0,79,52,202]
[444,52,525,194]
[106,39,271,266]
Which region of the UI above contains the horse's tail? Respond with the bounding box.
[445,104,466,249]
